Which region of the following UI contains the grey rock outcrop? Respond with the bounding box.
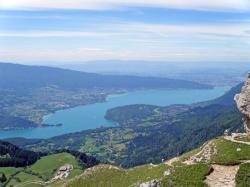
[139,179,161,187]
[235,72,250,134]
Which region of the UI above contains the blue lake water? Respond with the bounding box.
[0,87,229,139]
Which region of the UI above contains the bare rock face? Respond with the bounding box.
[235,72,250,134]
[139,179,161,187]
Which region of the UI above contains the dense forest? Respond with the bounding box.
[0,139,99,168]
[118,104,242,167]
[0,140,40,167]
[207,83,244,105]
[53,149,99,168]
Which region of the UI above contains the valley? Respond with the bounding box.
[0,63,249,186]
[0,86,228,139]
[0,63,212,132]
[5,84,242,168]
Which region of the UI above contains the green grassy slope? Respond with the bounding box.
[1,136,250,187]
[63,164,171,187]
[1,152,83,187]
[210,138,250,165]
[29,153,82,180]
[63,163,211,187]
[162,164,210,187]
[61,136,250,187]
[236,163,250,187]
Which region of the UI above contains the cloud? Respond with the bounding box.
[1,23,249,38]
[0,31,111,37]
[1,22,249,63]
[1,46,250,64]
[78,47,105,52]
[0,0,249,11]
[0,10,249,63]
[122,23,250,38]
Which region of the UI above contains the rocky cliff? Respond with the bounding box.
[235,72,250,134]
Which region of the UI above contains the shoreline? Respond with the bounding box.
[0,86,229,139]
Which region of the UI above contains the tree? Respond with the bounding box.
[0,173,7,183]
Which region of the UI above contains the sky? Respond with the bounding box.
[0,0,250,64]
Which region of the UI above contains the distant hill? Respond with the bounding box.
[0,62,212,90]
[61,60,248,87]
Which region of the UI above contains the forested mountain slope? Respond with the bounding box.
[0,140,40,167]
[208,83,243,106]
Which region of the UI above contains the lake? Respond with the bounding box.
[0,87,229,139]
